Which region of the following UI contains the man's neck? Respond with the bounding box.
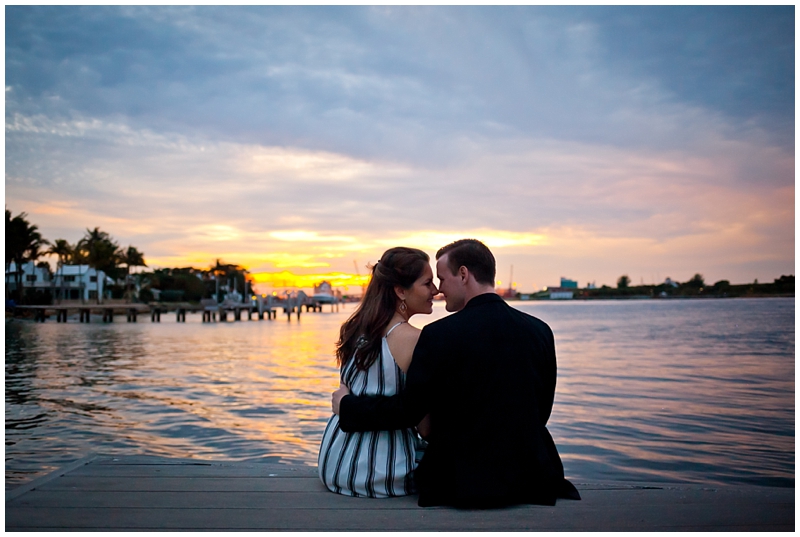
[463,285,497,305]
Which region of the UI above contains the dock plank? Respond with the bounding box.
[6,455,794,531]
[5,502,793,531]
[8,490,420,510]
[69,463,318,478]
[35,476,325,493]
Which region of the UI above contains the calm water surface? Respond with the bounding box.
[5,298,794,490]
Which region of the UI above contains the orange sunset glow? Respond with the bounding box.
[250,271,370,294]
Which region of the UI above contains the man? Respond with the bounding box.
[332,239,579,508]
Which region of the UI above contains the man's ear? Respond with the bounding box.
[458,266,469,283]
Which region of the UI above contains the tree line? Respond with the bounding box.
[138,261,251,304]
[6,209,146,304]
[6,209,251,305]
[585,272,794,299]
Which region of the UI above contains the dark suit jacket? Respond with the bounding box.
[339,293,579,507]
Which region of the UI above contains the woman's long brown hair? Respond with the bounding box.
[336,247,429,371]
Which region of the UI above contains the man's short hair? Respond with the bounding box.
[436,239,496,286]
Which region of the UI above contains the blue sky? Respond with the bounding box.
[5,6,794,291]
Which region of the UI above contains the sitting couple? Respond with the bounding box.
[318,239,580,508]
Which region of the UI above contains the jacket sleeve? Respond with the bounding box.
[539,322,557,426]
[338,326,438,432]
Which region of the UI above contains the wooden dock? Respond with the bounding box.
[10,294,342,324]
[6,455,793,531]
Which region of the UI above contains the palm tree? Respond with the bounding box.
[78,227,120,304]
[70,241,89,303]
[120,246,147,302]
[6,209,49,302]
[46,239,73,303]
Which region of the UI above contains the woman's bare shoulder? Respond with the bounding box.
[386,323,421,373]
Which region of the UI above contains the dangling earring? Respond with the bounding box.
[399,300,407,313]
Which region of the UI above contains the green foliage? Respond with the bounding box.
[138,261,252,304]
[139,288,154,303]
[712,280,731,294]
[617,275,630,289]
[79,227,121,279]
[686,274,705,288]
[145,268,208,302]
[159,290,186,302]
[6,209,49,302]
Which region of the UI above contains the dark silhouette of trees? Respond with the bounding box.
[617,274,630,289]
[686,274,705,288]
[6,209,49,302]
[120,246,147,302]
[77,227,120,303]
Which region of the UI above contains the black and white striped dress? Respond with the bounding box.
[318,323,422,498]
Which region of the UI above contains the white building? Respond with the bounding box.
[549,289,574,300]
[5,261,52,298]
[6,262,113,302]
[54,265,114,302]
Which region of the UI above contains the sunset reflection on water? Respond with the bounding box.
[5,297,794,491]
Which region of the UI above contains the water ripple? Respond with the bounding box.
[5,297,794,491]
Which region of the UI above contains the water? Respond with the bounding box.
[5,298,794,491]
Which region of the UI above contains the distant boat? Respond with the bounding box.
[313,281,336,304]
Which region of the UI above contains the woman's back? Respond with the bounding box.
[318,323,422,497]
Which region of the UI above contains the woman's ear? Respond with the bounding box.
[394,285,407,301]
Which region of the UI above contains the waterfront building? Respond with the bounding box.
[5,261,53,299]
[560,277,578,289]
[55,265,114,302]
[6,262,113,303]
[548,288,574,300]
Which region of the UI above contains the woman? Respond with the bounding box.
[318,247,438,498]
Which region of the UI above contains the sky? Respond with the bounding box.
[5,6,795,294]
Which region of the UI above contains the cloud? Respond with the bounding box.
[7,7,792,161]
[5,6,794,289]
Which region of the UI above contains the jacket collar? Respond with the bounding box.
[463,292,503,310]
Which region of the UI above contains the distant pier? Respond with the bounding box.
[9,294,342,324]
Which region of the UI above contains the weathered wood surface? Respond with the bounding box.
[6,455,794,531]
